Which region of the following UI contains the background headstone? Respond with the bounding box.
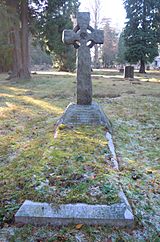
[124,66,134,78]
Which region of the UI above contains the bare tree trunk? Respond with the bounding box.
[94,44,99,68]
[6,0,30,80]
[139,59,146,73]
[13,24,24,78]
[139,1,146,74]
[6,0,23,79]
[20,0,30,79]
[93,0,100,69]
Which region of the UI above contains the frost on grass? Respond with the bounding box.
[0,71,160,241]
[38,125,120,205]
[108,96,160,240]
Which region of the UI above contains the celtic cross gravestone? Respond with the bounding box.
[14,12,134,227]
[60,12,112,132]
[63,12,103,105]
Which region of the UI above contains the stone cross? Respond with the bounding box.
[62,12,104,105]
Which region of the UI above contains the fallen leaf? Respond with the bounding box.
[76,224,83,229]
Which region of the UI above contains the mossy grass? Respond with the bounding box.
[43,125,120,204]
[0,124,120,224]
[0,70,160,240]
[0,84,120,224]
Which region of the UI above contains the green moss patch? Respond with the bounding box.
[41,125,120,205]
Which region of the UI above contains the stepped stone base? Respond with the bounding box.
[15,191,134,227]
[59,102,112,133]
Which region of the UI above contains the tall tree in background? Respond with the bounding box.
[123,0,160,73]
[117,31,126,65]
[91,0,101,68]
[0,2,14,72]
[35,0,79,71]
[1,0,80,76]
[5,0,31,79]
[84,0,102,68]
[20,0,30,79]
[102,19,118,67]
[152,0,160,44]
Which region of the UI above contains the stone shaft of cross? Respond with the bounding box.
[62,12,104,105]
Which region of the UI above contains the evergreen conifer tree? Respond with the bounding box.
[117,32,126,65]
[123,0,160,73]
[35,0,80,71]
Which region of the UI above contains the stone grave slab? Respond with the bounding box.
[15,12,134,228]
[15,191,133,227]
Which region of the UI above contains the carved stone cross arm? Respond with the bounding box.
[62,30,80,49]
[62,27,104,49]
[87,29,104,48]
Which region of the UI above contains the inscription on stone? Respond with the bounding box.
[61,102,111,130]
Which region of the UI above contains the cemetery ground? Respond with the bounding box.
[0,69,160,241]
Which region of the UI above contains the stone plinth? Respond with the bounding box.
[59,102,112,133]
[15,191,133,227]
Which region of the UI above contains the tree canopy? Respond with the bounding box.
[0,2,17,72]
[123,0,160,73]
[117,32,126,65]
[34,0,80,71]
[102,19,118,68]
[0,0,80,78]
[1,0,31,79]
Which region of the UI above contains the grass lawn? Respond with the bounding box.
[0,69,160,241]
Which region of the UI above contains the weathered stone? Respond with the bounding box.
[61,12,112,130]
[63,12,104,105]
[59,102,112,133]
[105,132,119,169]
[124,66,134,78]
[15,190,134,226]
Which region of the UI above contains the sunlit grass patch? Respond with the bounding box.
[0,93,63,115]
